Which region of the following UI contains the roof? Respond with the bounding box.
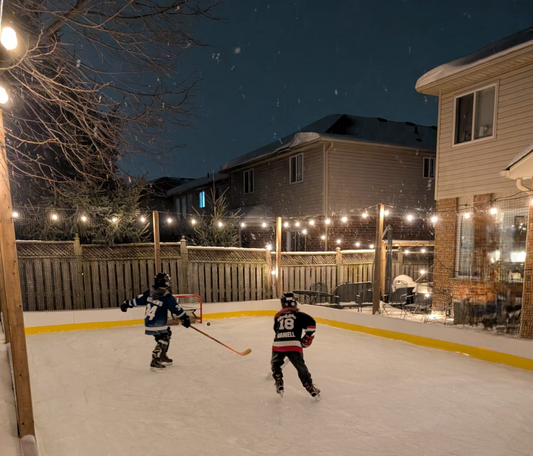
[220,114,437,172]
[500,143,533,180]
[166,172,228,197]
[417,27,533,93]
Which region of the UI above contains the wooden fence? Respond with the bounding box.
[15,238,432,311]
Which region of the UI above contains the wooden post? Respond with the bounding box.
[0,110,35,436]
[275,217,282,298]
[265,247,272,298]
[335,247,343,286]
[373,204,384,314]
[153,210,161,273]
[178,236,189,293]
[72,234,84,310]
[0,237,10,343]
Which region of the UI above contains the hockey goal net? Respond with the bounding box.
[169,294,203,324]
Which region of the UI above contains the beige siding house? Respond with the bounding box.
[220,114,437,250]
[416,26,533,338]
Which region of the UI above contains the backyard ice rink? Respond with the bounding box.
[23,317,533,456]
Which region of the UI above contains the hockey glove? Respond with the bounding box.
[120,302,129,312]
[181,314,191,328]
[302,334,314,348]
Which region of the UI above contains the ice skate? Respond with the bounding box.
[160,354,173,365]
[304,383,320,399]
[274,375,284,397]
[150,357,166,371]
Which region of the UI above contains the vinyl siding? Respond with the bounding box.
[228,143,324,216]
[327,143,436,213]
[436,64,533,200]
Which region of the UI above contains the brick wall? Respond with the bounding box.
[520,201,533,339]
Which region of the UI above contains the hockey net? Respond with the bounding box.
[169,294,203,324]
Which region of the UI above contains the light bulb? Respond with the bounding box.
[81,215,88,223]
[51,213,58,221]
[240,222,246,228]
[320,235,326,240]
[431,215,438,223]
[406,214,414,222]
[341,216,348,223]
[140,216,146,223]
[362,212,368,219]
[0,87,8,104]
[325,218,331,225]
[308,219,315,226]
[262,222,267,228]
[12,211,19,218]
[370,244,375,249]
[302,229,307,235]
[355,242,360,247]
[283,222,290,228]
[1,27,18,51]
[191,218,197,225]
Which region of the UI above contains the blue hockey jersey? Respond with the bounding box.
[124,287,186,335]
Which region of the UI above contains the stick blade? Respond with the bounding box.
[239,348,252,356]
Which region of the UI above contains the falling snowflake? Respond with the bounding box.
[234,47,241,54]
[334,89,338,96]
[76,59,81,68]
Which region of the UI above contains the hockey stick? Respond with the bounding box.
[190,325,252,356]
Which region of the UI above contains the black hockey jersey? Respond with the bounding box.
[272,308,316,353]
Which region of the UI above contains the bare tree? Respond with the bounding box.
[2,0,216,201]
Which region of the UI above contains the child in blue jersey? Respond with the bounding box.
[121,272,191,370]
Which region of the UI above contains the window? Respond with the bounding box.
[287,231,306,252]
[456,213,474,277]
[290,154,303,184]
[454,85,496,144]
[243,169,254,194]
[423,157,435,179]
[199,191,206,209]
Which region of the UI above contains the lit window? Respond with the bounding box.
[199,191,206,209]
[289,154,303,184]
[454,85,496,144]
[244,169,254,194]
[423,157,435,179]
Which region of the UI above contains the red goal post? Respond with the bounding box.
[170,294,203,324]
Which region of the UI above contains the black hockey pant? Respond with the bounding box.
[271,351,312,387]
[152,328,172,359]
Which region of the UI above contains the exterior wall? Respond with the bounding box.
[520,201,533,338]
[227,143,324,217]
[171,182,230,217]
[327,142,436,213]
[437,64,533,200]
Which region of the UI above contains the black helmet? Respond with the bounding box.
[281,292,298,308]
[154,272,171,289]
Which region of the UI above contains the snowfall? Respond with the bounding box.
[2,316,533,456]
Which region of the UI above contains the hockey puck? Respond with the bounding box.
[206,322,211,326]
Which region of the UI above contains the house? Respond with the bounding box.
[143,177,193,212]
[219,114,437,250]
[416,26,533,338]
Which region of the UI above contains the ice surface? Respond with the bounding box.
[0,336,20,456]
[20,318,533,456]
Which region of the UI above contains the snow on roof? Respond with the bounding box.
[166,172,228,196]
[220,114,436,172]
[417,27,533,91]
[504,143,533,172]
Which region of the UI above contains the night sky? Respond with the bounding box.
[122,0,533,179]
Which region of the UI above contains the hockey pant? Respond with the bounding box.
[152,328,172,360]
[271,351,312,386]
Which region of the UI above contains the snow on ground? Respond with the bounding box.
[23,317,533,456]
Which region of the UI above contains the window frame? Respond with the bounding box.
[423,157,435,179]
[452,82,498,147]
[243,169,254,194]
[289,153,304,184]
[199,190,206,209]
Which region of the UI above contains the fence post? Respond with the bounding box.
[72,234,84,309]
[335,247,343,286]
[265,248,272,298]
[179,236,189,294]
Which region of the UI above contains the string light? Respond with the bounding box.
[404,249,410,255]
[370,244,375,249]
[283,221,290,228]
[490,207,498,215]
[355,242,360,247]
[384,210,390,216]
[140,216,146,223]
[464,213,471,219]
[240,222,246,228]
[362,212,368,219]
[406,214,414,222]
[325,218,331,225]
[191,218,197,225]
[302,229,307,235]
[295,221,300,227]
[320,234,326,240]
[51,213,58,221]
[81,215,88,223]
[420,269,426,275]
[308,219,315,226]
[421,248,426,253]
[431,215,438,223]
[12,211,19,218]
[166,217,173,224]
[341,216,348,223]
[217,221,224,228]
[266,244,272,251]
[336,239,341,244]
[261,222,267,228]
[111,216,118,223]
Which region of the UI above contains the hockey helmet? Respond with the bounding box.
[281,292,298,308]
[154,272,171,289]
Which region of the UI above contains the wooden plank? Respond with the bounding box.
[139,260,148,291]
[219,263,226,302]
[198,263,205,302]
[99,261,110,308]
[26,261,36,312]
[250,264,256,300]
[116,261,126,304]
[61,260,72,310]
[244,264,250,301]
[169,261,178,293]
[147,260,155,290]
[70,257,84,310]
[52,259,63,310]
[238,265,244,301]
[82,262,93,309]
[107,261,117,307]
[124,260,133,302]
[132,260,141,295]
[257,265,263,300]
[91,262,102,308]
[205,264,212,303]
[225,263,232,302]
[232,263,238,301]
[18,261,27,311]
[42,259,54,311]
